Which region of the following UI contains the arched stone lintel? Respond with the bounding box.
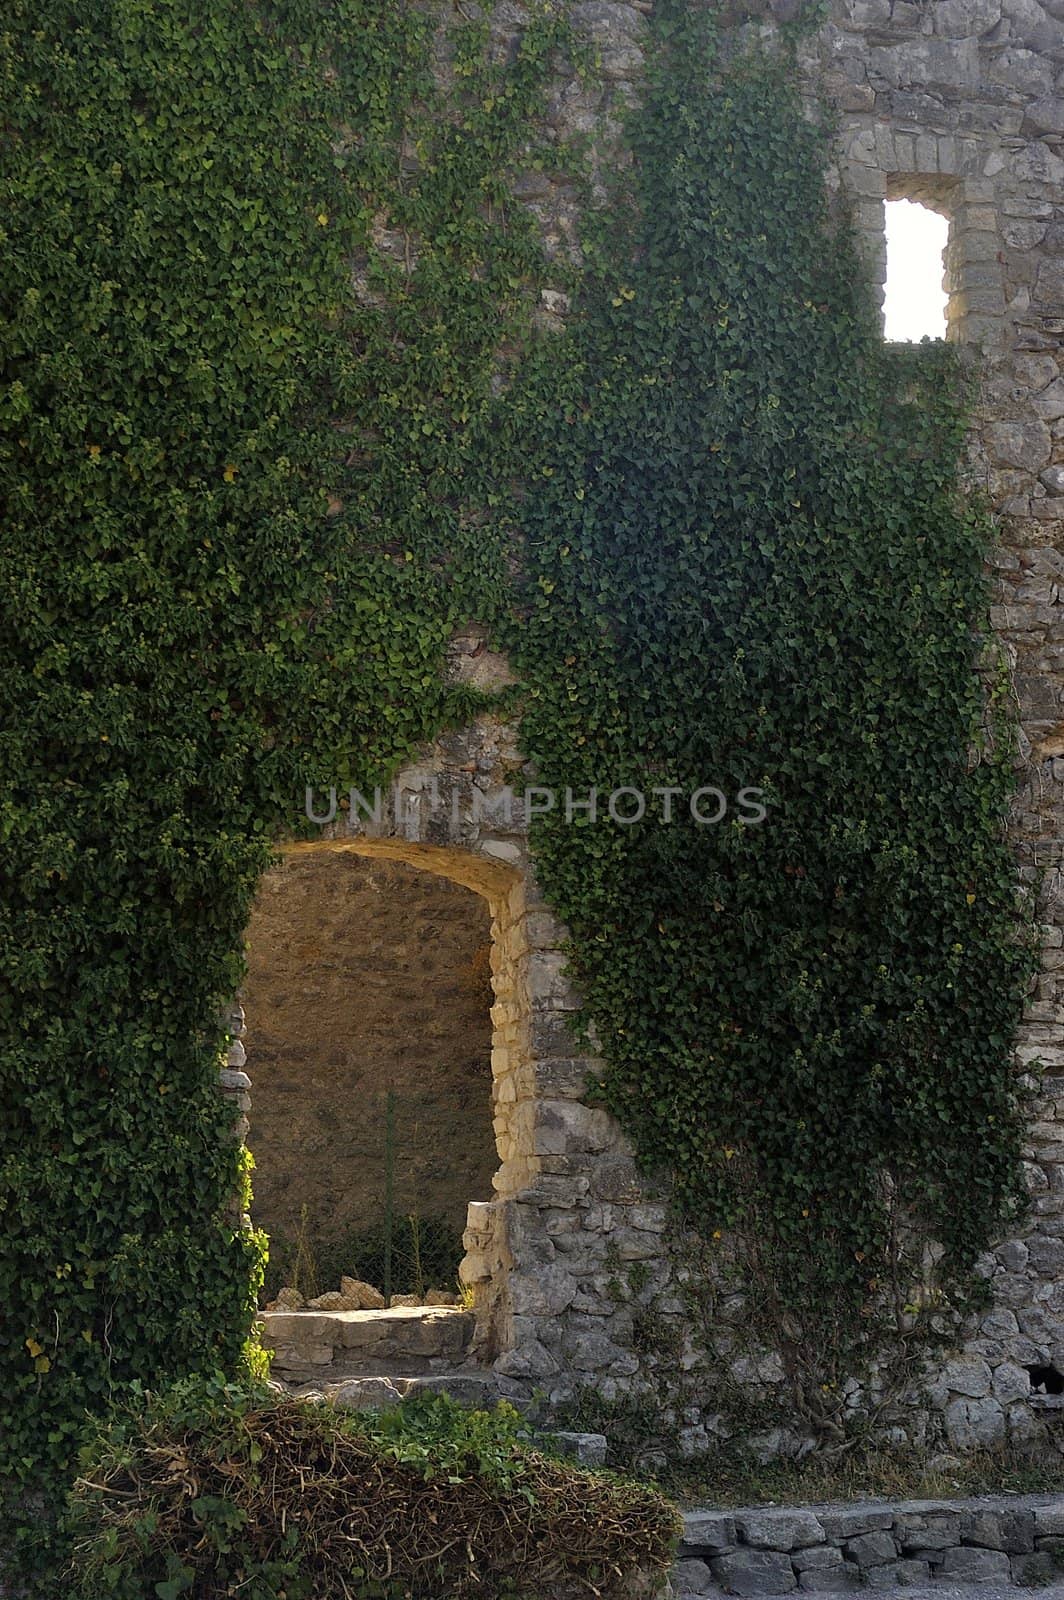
[282,835,519,910]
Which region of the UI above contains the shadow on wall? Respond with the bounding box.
[240,850,497,1301]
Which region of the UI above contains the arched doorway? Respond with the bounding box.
[228,712,640,1399]
[242,849,498,1306]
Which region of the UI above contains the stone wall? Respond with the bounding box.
[230,0,1064,1453]
[240,850,496,1272]
[808,0,1064,1453]
[672,1493,1064,1596]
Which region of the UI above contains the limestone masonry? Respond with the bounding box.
[248,0,1064,1455]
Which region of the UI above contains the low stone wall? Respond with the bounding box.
[672,1494,1064,1596]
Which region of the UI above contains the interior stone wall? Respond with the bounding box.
[240,851,496,1273]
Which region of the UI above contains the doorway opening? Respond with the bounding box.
[242,849,497,1310]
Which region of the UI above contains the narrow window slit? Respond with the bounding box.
[883,198,949,343]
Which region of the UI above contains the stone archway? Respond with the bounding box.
[228,699,666,1403]
[241,849,498,1303]
[274,828,533,1361]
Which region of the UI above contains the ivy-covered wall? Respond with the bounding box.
[2,0,1063,1530]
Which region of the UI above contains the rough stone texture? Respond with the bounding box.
[712,1550,798,1596]
[737,1511,826,1552]
[682,1513,741,1555]
[673,1558,715,1594]
[223,0,1064,1443]
[241,849,496,1260]
[938,1544,1013,1582]
[844,1532,897,1568]
[340,1277,388,1310]
[261,1303,476,1382]
[675,1494,1064,1596]
[863,1561,931,1590]
[546,1429,609,1466]
[961,1506,1036,1553]
[796,1568,860,1594]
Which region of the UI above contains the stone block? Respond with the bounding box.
[736,1510,825,1551]
[547,1430,608,1466]
[992,1362,1032,1405]
[1030,1233,1064,1277]
[792,1548,841,1573]
[565,1328,638,1374]
[864,1559,931,1589]
[941,1355,993,1397]
[985,420,1053,471]
[844,1531,897,1567]
[1027,97,1064,137]
[1033,381,1064,423]
[672,1558,714,1595]
[402,1374,497,1406]
[508,1264,576,1317]
[797,1567,859,1594]
[270,1342,334,1368]
[1033,1504,1064,1536]
[682,1511,739,1554]
[938,1545,1011,1582]
[534,1056,597,1099]
[895,1510,960,1553]
[1012,1549,1061,1586]
[262,1312,337,1343]
[711,1550,796,1596]
[944,1395,1006,1449]
[931,0,1000,35]
[961,1505,1035,1553]
[330,1377,403,1410]
[817,1507,893,1541]
[494,1337,559,1380]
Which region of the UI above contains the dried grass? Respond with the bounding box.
[68,1392,680,1599]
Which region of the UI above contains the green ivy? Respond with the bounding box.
[512,3,1032,1422]
[0,0,1032,1523]
[0,0,565,1505]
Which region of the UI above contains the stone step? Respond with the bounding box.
[288,1372,499,1411]
[261,1304,476,1383]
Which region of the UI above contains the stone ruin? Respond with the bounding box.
[226,0,1064,1458]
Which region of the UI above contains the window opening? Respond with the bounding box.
[883,198,949,342]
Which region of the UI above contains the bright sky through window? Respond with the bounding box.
[883,198,949,341]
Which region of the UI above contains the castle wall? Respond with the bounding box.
[234,0,1064,1454]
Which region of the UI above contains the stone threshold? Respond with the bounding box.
[260,1303,478,1382]
[672,1493,1064,1597]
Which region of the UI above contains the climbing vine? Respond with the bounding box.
[0,0,566,1505]
[513,1,1033,1427]
[0,0,1032,1529]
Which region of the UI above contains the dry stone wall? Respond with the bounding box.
[234,0,1064,1454]
[672,1493,1064,1596]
